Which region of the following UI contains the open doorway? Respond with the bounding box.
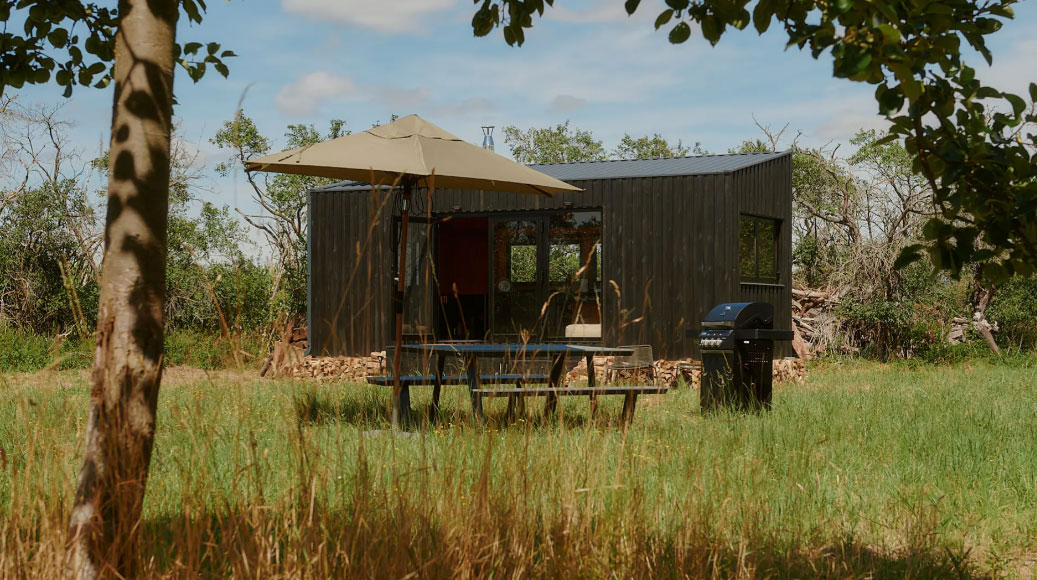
[436,216,489,340]
[429,210,603,343]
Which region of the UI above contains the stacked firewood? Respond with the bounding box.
[282,353,384,381]
[563,357,804,387]
[773,358,807,384]
[791,287,844,358]
[261,326,807,385]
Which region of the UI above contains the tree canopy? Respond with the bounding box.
[1,0,234,97]
[472,0,1037,281]
[503,121,607,164]
[504,122,697,163]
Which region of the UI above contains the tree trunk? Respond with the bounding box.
[66,1,178,578]
[971,271,1001,356]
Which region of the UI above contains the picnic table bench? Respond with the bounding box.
[367,343,669,427]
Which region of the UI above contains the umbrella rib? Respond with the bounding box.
[413,137,432,178]
[530,184,554,197]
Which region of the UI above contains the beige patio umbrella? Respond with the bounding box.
[246,114,581,427]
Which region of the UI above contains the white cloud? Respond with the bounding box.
[547,4,630,23]
[979,39,1037,96]
[274,71,356,116]
[550,94,588,113]
[432,98,496,117]
[374,86,432,109]
[282,0,459,34]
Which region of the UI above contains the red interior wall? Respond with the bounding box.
[438,217,488,295]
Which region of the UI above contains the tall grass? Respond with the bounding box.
[2,360,1035,578]
[0,327,267,372]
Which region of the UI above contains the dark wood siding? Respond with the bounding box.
[733,155,794,357]
[308,155,793,360]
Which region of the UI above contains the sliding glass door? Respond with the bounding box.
[489,211,602,341]
[491,218,542,339]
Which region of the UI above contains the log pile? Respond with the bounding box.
[281,353,384,381]
[260,327,808,386]
[792,287,844,358]
[773,357,807,384]
[563,357,804,387]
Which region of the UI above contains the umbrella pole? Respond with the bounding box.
[391,182,413,429]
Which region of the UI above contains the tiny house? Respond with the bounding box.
[306,151,793,359]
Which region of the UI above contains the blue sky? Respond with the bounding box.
[13,0,1037,237]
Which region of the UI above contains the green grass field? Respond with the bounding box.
[2,361,1036,578]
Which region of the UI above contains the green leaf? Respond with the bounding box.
[47,28,68,48]
[669,21,691,44]
[752,0,773,34]
[624,0,641,15]
[700,17,722,44]
[665,0,689,9]
[981,262,1008,282]
[976,86,1000,99]
[472,8,494,37]
[655,9,674,30]
[221,50,237,58]
[1005,93,1025,115]
[183,42,203,55]
[876,84,904,115]
[900,79,923,102]
[877,24,900,45]
[1029,83,1037,102]
[928,156,946,177]
[182,0,203,23]
[31,68,50,84]
[894,245,925,270]
[84,35,99,56]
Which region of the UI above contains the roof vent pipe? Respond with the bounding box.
[481,126,495,151]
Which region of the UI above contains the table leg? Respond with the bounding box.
[586,354,598,418]
[621,392,638,428]
[431,354,445,422]
[466,353,484,424]
[400,383,412,428]
[506,379,521,423]
[544,353,565,418]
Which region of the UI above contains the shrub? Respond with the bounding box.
[0,327,93,372]
[164,329,268,370]
[988,276,1037,350]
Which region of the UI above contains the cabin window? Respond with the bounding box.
[739,215,779,283]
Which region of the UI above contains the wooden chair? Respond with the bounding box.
[605,345,655,384]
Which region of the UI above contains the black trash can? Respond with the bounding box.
[698,302,793,412]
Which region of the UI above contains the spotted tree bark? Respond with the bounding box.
[971,272,1000,356]
[66,0,177,578]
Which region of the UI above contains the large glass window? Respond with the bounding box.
[739,215,780,283]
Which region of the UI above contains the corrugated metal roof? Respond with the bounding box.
[530,151,790,180]
[312,151,790,192]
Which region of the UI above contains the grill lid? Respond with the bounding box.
[702,302,774,329]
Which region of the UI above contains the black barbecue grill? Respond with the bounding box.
[698,302,794,412]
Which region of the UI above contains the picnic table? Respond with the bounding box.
[368,343,668,426]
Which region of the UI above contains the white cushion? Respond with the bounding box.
[565,324,602,338]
